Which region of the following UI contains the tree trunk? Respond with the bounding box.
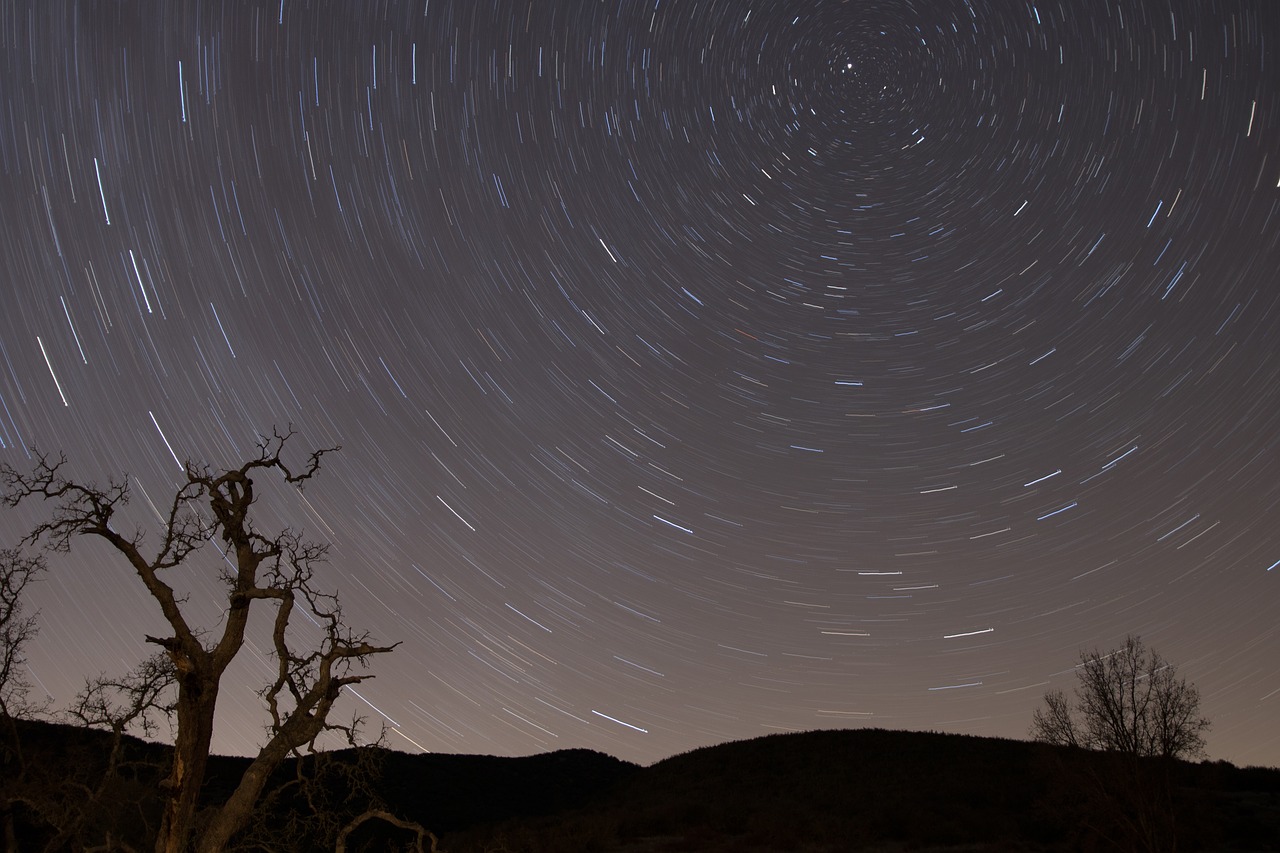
[2,799,18,853]
[155,677,219,853]
[194,719,320,853]
[194,756,277,853]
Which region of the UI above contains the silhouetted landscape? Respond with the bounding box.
[5,720,1278,851]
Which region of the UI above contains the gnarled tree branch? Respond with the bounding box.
[2,428,404,853]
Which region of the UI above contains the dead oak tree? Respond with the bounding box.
[1,429,398,853]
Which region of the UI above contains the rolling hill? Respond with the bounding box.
[4,720,1278,851]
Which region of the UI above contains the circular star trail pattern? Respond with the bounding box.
[1,0,1277,766]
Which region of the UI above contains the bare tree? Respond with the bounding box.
[232,744,435,853]
[19,654,178,851]
[1031,635,1209,760]
[2,429,398,853]
[0,548,46,726]
[1,548,49,849]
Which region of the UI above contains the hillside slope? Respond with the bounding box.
[4,721,1278,851]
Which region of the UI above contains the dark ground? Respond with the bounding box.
[4,720,1279,851]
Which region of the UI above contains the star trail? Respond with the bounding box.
[1,0,1277,767]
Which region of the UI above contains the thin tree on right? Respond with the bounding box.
[1031,634,1210,760]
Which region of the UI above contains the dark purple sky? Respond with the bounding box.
[2,0,1277,767]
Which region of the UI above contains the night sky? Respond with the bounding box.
[2,0,1277,768]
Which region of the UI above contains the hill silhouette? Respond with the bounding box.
[444,728,1280,852]
[4,720,1278,851]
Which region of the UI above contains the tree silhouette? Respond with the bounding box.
[2,428,398,853]
[1031,634,1209,760]
[1,548,48,848]
[0,548,45,726]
